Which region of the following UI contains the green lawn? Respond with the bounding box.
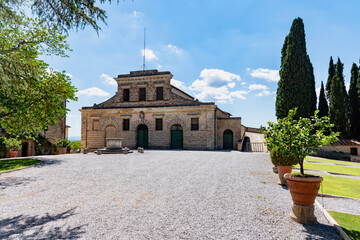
[294,162,360,176]
[306,156,360,167]
[0,159,40,172]
[328,211,360,240]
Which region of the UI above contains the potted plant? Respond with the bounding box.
[269,146,298,185]
[262,108,338,224]
[261,118,300,185]
[4,138,22,158]
[57,139,70,154]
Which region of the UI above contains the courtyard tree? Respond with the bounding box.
[326,57,335,99]
[0,5,77,136]
[276,17,315,119]
[318,81,328,118]
[349,63,360,140]
[329,58,349,138]
[308,56,317,116]
[1,0,121,137]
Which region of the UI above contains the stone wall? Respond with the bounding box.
[81,105,217,151]
[321,145,360,156]
[41,117,66,144]
[216,117,243,149]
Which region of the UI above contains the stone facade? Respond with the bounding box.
[81,69,252,151]
[321,139,360,162]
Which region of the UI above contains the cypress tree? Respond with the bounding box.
[349,63,360,140]
[329,58,349,138]
[276,18,312,119]
[318,81,328,118]
[308,56,317,116]
[326,57,335,99]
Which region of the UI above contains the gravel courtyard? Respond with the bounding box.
[1,151,340,240]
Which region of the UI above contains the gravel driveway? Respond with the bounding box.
[0,151,340,239]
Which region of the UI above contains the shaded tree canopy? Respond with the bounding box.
[326,56,335,99]
[329,58,349,138]
[349,63,360,140]
[318,81,328,118]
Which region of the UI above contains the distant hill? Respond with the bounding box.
[68,136,81,141]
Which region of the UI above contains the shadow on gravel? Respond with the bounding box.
[0,208,86,239]
[303,222,340,239]
[34,159,62,168]
[0,177,37,189]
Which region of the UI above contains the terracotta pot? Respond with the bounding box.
[10,151,18,158]
[276,165,292,185]
[284,173,323,206]
[58,148,67,154]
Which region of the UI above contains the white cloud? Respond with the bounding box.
[66,73,73,78]
[346,82,350,92]
[77,87,110,97]
[230,90,248,100]
[141,48,158,61]
[167,44,183,54]
[241,82,246,85]
[249,68,280,82]
[190,69,245,103]
[171,79,188,91]
[157,65,162,69]
[101,74,117,86]
[256,90,271,97]
[249,84,268,91]
[133,10,141,17]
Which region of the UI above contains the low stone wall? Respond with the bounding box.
[351,155,360,162]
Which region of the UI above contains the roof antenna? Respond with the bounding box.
[141,27,147,71]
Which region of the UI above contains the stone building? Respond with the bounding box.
[81,69,258,151]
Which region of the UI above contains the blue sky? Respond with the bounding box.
[43,0,360,138]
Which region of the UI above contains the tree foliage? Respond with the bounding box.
[308,56,317,116]
[326,56,335,99]
[276,18,314,119]
[329,58,349,138]
[349,63,360,140]
[0,3,77,136]
[262,108,338,176]
[318,81,328,118]
[1,0,114,33]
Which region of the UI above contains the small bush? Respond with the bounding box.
[270,146,298,166]
[69,140,81,149]
[314,149,350,161]
[57,139,71,148]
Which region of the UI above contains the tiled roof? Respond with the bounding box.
[331,139,360,146]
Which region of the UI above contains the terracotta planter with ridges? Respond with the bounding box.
[10,151,18,158]
[276,165,292,185]
[284,173,323,206]
[58,148,67,154]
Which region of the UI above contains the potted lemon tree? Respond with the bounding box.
[262,108,338,224]
[4,138,22,158]
[57,139,70,154]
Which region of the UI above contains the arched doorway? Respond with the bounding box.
[137,125,148,148]
[223,129,233,149]
[241,137,251,152]
[171,124,183,149]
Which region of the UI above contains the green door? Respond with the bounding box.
[137,125,148,148]
[223,129,233,149]
[171,125,183,149]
